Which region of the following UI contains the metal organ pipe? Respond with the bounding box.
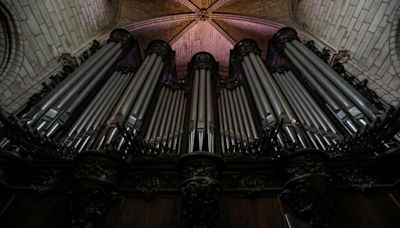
[233,39,304,149]
[291,39,379,122]
[284,50,358,135]
[188,52,217,153]
[272,28,380,136]
[24,29,136,134]
[24,42,117,126]
[143,82,187,154]
[285,45,362,133]
[95,39,173,152]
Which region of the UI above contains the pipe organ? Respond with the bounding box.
[0,27,399,228]
[1,27,396,159]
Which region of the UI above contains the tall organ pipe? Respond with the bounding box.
[291,39,378,122]
[43,53,122,136]
[271,27,378,129]
[284,49,359,135]
[24,29,136,129]
[96,40,173,150]
[187,52,217,153]
[233,39,301,148]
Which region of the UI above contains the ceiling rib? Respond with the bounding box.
[207,0,232,13]
[170,18,201,44]
[176,0,200,12]
[207,19,236,44]
[125,13,197,31]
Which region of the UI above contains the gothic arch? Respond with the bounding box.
[0,2,23,100]
[0,1,23,81]
[390,5,400,76]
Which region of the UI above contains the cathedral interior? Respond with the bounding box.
[1,0,400,227]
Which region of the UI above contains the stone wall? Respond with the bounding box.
[294,0,400,105]
[0,0,119,112]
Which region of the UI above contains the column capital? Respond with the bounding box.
[233,39,261,62]
[108,28,137,52]
[145,39,173,64]
[271,27,300,54]
[189,52,217,71]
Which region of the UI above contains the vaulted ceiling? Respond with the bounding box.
[116,0,297,77]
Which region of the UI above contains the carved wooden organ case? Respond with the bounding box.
[0,28,400,228]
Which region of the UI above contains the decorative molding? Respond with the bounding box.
[30,169,64,193]
[335,167,376,192]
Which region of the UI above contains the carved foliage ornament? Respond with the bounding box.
[335,167,376,192]
[283,150,328,178]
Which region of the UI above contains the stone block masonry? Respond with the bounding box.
[296,0,400,106]
[0,0,118,112]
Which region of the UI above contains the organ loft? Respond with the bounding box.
[0,1,400,228]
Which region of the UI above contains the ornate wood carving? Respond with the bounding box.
[280,149,332,228]
[178,152,224,228]
[69,152,126,228]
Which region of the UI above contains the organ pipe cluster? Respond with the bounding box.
[188,52,217,153]
[217,80,259,155]
[94,40,172,155]
[143,81,187,155]
[1,27,398,161]
[22,29,135,138]
[271,28,380,136]
[16,30,173,158]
